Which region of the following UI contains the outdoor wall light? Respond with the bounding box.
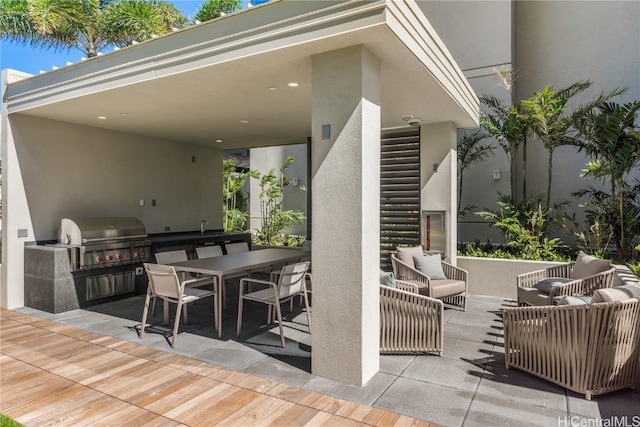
[493,169,501,180]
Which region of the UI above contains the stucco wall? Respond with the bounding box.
[513,1,640,218]
[422,1,640,244]
[10,114,223,240]
[420,0,514,243]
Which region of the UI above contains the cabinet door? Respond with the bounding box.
[87,275,112,301]
[113,271,135,295]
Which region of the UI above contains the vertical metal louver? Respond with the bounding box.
[380,130,421,270]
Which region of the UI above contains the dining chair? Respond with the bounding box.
[140,263,218,348]
[153,249,212,314]
[225,241,250,254]
[237,261,310,347]
[155,249,189,264]
[195,245,224,259]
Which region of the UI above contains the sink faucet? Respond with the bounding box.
[200,220,208,235]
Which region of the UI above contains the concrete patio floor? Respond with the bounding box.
[11,281,640,427]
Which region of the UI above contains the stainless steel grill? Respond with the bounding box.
[57,217,152,271]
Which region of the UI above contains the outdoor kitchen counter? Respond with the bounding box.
[148,231,251,257]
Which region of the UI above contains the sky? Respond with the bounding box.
[0,1,259,76]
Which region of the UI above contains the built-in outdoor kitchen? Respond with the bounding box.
[23,217,250,313]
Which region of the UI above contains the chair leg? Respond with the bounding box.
[303,289,311,332]
[236,296,244,337]
[139,292,151,338]
[274,303,285,347]
[171,302,183,348]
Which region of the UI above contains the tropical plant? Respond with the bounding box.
[0,0,187,57]
[222,159,258,232]
[254,156,305,245]
[475,193,570,260]
[522,81,591,207]
[194,0,241,22]
[479,69,532,200]
[572,99,640,259]
[573,180,640,262]
[457,129,493,216]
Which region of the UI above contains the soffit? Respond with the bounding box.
[4,0,478,149]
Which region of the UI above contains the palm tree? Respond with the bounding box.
[194,0,241,22]
[522,81,591,208]
[457,129,494,215]
[479,96,531,200]
[0,0,186,58]
[480,68,533,201]
[573,100,640,259]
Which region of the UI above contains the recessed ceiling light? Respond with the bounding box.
[97,116,107,120]
[288,82,299,87]
[268,86,277,91]
[240,120,249,124]
[216,139,222,143]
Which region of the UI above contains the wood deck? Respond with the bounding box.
[0,308,437,427]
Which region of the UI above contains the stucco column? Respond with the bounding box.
[310,45,380,385]
[420,122,458,264]
[1,69,34,309]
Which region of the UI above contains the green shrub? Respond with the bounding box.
[474,194,572,261]
[458,241,573,262]
[1,414,25,427]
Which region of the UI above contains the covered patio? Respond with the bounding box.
[3,283,638,426]
[2,0,478,386]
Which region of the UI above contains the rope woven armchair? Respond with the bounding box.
[503,294,640,400]
[391,246,468,311]
[517,252,616,306]
[380,280,444,355]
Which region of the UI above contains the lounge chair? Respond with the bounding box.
[517,251,616,306]
[380,280,444,355]
[391,246,468,311]
[503,285,640,399]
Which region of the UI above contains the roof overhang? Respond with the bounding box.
[3,0,479,149]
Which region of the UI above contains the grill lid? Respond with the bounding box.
[59,217,148,245]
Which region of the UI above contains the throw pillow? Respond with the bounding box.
[570,251,611,280]
[592,284,640,303]
[380,270,396,288]
[534,277,573,294]
[396,246,424,268]
[557,295,592,305]
[413,254,446,280]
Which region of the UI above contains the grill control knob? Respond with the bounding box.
[117,254,123,260]
[97,256,104,262]
[107,255,114,261]
[134,252,141,258]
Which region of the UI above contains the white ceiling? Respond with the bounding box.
[6,0,478,150]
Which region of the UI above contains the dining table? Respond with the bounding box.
[169,247,310,337]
